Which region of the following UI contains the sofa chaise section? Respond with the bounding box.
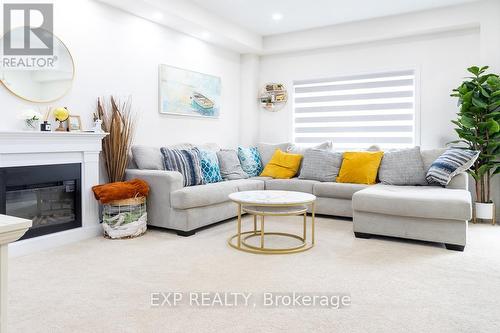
[352,183,472,251]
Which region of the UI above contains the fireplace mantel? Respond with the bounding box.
[0,131,108,256]
[0,131,107,155]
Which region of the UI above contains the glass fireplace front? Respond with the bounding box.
[0,163,81,240]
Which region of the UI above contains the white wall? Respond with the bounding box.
[239,54,260,146]
[256,0,500,149]
[0,0,242,148]
[258,28,480,148]
[256,0,500,220]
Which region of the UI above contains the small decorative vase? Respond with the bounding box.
[24,119,40,131]
[40,121,51,132]
[92,119,103,133]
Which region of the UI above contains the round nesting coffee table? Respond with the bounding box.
[228,190,316,254]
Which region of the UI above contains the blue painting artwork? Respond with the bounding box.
[159,64,221,118]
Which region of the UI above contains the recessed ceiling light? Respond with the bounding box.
[201,31,211,39]
[152,11,163,20]
[272,13,283,21]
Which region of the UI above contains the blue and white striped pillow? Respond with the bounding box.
[425,149,479,186]
[160,147,204,187]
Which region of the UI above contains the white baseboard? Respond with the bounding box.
[8,225,102,257]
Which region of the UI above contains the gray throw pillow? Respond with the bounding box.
[257,142,291,166]
[287,141,334,174]
[132,143,194,170]
[216,149,248,180]
[196,143,220,152]
[299,149,343,182]
[132,146,163,170]
[420,148,446,172]
[366,145,381,152]
[378,147,427,185]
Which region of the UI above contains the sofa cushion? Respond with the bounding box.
[352,184,472,221]
[196,143,220,151]
[217,149,248,180]
[421,148,446,172]
[336,151,384,185]
[288,141,333,174]
[257,142,291,166]
[261,149,303,179]
[171,179,264,209]
[313,182,370,200]
[160,147,204,187]
[378,147,427,185]
[236,179,265,192]
[287,141,333,155]
[132,146,163,170]
[238,147,263,177]
[132,144,194,170]
[249,176,273,181]
[198,149,222,184]
[426,149,479,186]
[299,149,342,182]
[264,178,319,193]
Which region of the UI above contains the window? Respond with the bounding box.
[293,69,417,150]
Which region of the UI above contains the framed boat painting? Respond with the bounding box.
[159,64,221,118]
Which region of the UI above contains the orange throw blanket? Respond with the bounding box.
[92,178,149,204]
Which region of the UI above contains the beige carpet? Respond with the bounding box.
[8,216,500,333]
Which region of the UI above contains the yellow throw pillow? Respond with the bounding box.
[336,151,384,185]
[260,149,303,179]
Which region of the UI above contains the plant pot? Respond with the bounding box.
[475,202,495,219]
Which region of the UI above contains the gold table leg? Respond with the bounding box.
[303,213,307,241]
[312,202,316,245]
[260,216,265,248]
[237,203,242,248]
[253,215,257,234]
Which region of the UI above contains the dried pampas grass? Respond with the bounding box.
[97,96,135,183]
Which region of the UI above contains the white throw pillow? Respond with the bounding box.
[287,141,333,155]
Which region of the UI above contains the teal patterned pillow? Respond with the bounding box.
[238,147,263,177]
[198,149,222,183]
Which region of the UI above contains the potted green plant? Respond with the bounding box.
[450,66,500,222]
[18,109,42,131]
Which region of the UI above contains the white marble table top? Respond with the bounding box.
[0,214,32,245]
[229,190,316,205]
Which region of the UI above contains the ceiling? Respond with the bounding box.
[188,0,478,35]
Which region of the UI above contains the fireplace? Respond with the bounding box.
[0,163,82,240]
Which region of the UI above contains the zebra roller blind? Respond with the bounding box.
[293,70,416,150]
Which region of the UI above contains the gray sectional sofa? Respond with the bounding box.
[125,143,472,250]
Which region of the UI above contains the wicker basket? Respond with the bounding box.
[102,196,147,239]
